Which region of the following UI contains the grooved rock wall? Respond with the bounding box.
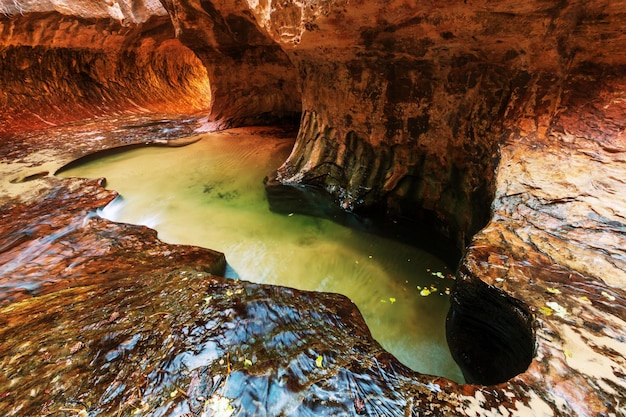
[159,0,301,128]
[0,10,211,134]
[251,0,626,247]
[0,0,301,135]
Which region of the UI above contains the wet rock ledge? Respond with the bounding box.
[1,0,626,416]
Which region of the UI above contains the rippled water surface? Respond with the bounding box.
[59,127,463,382]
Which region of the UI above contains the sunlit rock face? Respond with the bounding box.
[0,2,212,135]
[1,1,626,416]
[251,0,626,248]
[0,0,301,135]
[159,0,302,128]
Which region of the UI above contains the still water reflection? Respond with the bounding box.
[59,127,464,383]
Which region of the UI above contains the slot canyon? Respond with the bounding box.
[0,0,625,415]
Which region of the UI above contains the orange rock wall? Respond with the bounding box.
[0,12,214,135]
[249,0,626,247]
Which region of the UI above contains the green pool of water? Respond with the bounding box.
[59,127,464,383]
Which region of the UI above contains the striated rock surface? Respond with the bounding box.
[254,0,626,248]
[0,3,213,135]
[1,1,626,416]
[160,0,301,128]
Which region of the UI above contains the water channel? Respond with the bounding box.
[58,126,464,383]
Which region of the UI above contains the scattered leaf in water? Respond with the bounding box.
[315,355,324,368]
[389,297,396,304]
[380,299,387,303]
[420,288,431,297]
[546,287,561,295]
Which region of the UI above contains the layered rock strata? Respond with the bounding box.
[1,1,625,416]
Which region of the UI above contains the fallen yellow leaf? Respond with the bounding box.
[315,355,324,368]
[539,306,553,316]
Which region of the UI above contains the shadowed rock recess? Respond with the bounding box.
[1,0,625,416]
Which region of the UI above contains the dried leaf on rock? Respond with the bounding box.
[315,355,324,368]
[538,306,553,316]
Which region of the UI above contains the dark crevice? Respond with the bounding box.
[446,264,536,385]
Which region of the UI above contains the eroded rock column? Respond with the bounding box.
[250,0,529,248]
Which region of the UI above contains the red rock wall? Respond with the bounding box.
[0,1,302,135]
[159,0,302,129]
[0,12,215,135]
[252,0,626,248]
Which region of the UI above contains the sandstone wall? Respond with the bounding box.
[157,0,302,128]
[0,9,212,134]
[248,0,626,248]
[0,0,302,135]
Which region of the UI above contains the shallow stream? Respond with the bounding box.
[58,127,464,383]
